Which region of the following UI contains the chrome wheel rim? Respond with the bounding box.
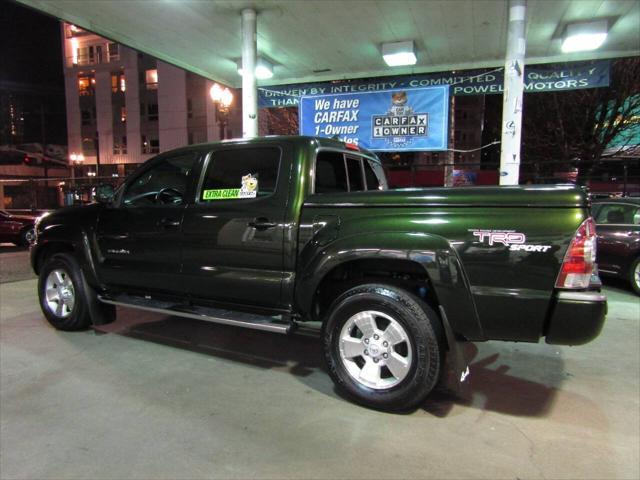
[634,262,640,290]
[44,269,75,318]
[339,310,413,390]
[24,228,36,244]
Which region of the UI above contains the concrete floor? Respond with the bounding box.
[0,256,639,479]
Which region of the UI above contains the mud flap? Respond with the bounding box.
[439,306,471,394]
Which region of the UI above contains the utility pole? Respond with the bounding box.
[94,131,100,177]
[40,103,48,188]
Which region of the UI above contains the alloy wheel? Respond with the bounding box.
[338,310,413,390]
[44,269,76,318]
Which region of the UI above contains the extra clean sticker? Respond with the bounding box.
[202,174,259,201]
[202,188,241,200]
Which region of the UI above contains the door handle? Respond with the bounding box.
[248,217,277,230]
[158,218,180,229]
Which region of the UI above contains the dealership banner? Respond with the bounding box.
[260,60,610,108]
[299,86,449,151]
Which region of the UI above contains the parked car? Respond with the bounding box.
[30,136,607,411]
[592,197,640,295]
[0,209,36,246]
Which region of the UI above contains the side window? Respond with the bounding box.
[315,151,348,194]
[594,204,637,225]
[123,151,198,207]
[346,157,365,192]
[200,147,280,201]
[363,160,381,190]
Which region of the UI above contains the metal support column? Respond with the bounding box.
[241,8,258,138]
[499,0,527,185]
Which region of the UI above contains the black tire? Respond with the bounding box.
[323,283,444,411]
[18,226,35,247]
[630,257,640,296]
[38,253,115,331]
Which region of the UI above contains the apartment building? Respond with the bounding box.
[61,23,240,176]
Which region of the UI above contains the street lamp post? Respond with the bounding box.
[210,84,234,140]
[68,153,85,205]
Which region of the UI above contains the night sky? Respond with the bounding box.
[1,1,64,87]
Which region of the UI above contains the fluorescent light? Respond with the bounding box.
[255,58,274,79]
[382,41,417,67]
[562,20,608,53]
[236,57,274,79]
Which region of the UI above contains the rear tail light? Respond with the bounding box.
[555,217,597,289]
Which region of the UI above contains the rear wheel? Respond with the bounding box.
[323,283,443,411]
[38,253,115,330]
[630,257,640,296]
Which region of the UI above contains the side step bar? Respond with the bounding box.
[97,293,294,334]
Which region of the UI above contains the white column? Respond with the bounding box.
[157,61,188,150]
[241,8,258,138]
[123,46,142,164]
[499,0,526,186]
[94,70,113,166]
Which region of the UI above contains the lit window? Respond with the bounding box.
[111,73,126,93]
[78,76,93,96]
[145,69,158,90]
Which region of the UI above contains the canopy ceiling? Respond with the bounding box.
[16,0,640,87]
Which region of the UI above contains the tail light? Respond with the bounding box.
[555,217,597,289]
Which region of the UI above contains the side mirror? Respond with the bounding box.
[95,184,115,204]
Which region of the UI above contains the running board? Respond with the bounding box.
[97,293,294,334]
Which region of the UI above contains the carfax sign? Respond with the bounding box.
[299,86,448,151]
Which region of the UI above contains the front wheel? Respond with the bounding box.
[38,253,115,331]
[323,283,444,411]
[630,257,640,296]
[18,227,35,247]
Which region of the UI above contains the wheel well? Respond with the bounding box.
[311,259,440,322]
[34,242,74,274]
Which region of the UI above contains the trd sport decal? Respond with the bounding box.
[470,229,552,252]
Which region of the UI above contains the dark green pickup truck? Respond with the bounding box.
[31,136,606,410]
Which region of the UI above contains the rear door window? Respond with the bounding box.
[200,147,280,201]
[315,151,348,194]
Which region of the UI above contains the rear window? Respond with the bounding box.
[346,157,365,192]
[364,160,381,190]
[594,203,640,225]
[200,147,280,201]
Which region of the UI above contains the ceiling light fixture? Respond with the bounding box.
[382,40,417,67]
[561,20,608,53]
[237,57,274,80]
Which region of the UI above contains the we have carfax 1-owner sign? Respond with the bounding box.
[299,86,449,151]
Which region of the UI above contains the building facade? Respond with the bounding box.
[61,22,240,177]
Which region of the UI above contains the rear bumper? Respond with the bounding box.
[545,291,607,345]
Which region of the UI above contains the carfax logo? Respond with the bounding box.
[371,91,428,147]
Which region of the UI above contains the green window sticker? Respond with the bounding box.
[202,188,241,200]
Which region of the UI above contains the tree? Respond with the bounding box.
[522,57,640,183]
